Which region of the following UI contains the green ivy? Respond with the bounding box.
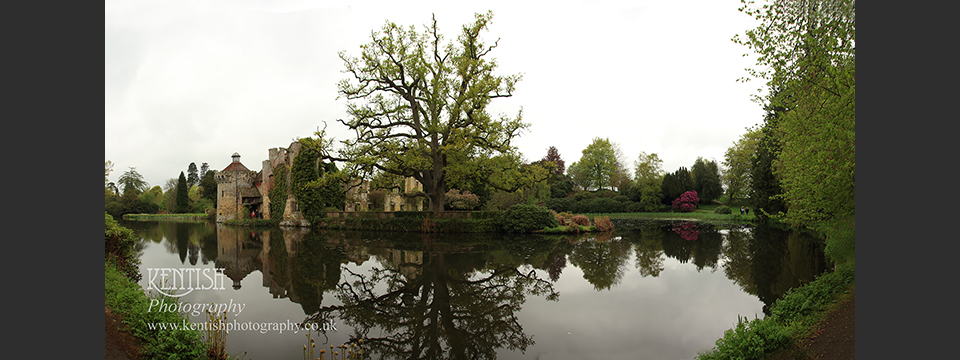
[269,163,288,219]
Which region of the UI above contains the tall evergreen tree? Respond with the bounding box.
[187,162,199,188]
[176,171,189,213]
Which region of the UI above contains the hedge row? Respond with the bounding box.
[318,206,554,233]
[546,197,671,214]
[320,216,503,233]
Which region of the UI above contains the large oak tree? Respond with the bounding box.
[334,12,540,212]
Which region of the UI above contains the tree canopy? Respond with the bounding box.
[567,137,619,191]
[691,157,723,204]
[722,127,761,202]
[333,11,538,212]
[632,152,665,211]
[118,167,148,196]
[187,162,199,188]
[735,0,855,227]
[541,146,565,175]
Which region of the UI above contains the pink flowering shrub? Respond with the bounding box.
[672,190,699,213]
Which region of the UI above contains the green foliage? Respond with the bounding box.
[485,190,526,211]
[769,265,855,331]
[139,186,164,209]
[723,127,761,202]
[750,103,787,221]
[336,11,531,212]
[105,212,141,281]
[108,190,161,218]
[549,175,574,198]
[199,170,217,202]
[567,137,619,191]
[735,0,855,229]
[191,198,215,214]
[632,152,665,210]
[696,316,792,360]
[105,261,207,360]
[176,172,189,213]
[692,157,723,204]
[662,167,692,204]
[714,205,732,214]
[187,162,199,188]
[697,264,855,360]
[501,204,558,233]
[822,217,855,268]
[118,167,149,196]
[268,164,288,219]
[291,144,348,221]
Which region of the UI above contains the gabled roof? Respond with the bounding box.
[222,162,250,172]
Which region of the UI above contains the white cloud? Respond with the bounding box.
[106,0,766,188]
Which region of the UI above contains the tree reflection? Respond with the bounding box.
[660,222,723,272]
[567,233,631,290]
[621,227,665,278]
[306,247,558,360]
[747,224,828,315]
[289,233,344,315]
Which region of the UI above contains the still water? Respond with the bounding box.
[121,219,827,360]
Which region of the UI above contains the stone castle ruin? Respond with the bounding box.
[215,141,423,225]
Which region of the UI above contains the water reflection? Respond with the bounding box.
[305,243,558,359]
[125,219,828,359]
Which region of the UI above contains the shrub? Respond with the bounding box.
[553,210,566,225]
[105,262,207,360]
[672,190,699,213]
[105,212,141,282]
[591,197,625,213]
[485,191,525,211]
[695,316,791,360]
[501,204,558,233]
[573,191,596,201]
[823,218,855,268]
[595,189,620,198]
[546,197,575,213]
[570,214,591,227]
[714,205,732,214]
[594,216,614,232]
[445,189,481,210]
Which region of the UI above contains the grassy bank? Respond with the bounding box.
[105,213,237,359]
[123,213,212,221]
[582,211,755,223]
[105,260,210,360]
[695,262,855,360]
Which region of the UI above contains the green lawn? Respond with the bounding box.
[577,211,755,222]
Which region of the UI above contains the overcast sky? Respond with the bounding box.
[105,0,767,190]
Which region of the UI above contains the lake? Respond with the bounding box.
[121,219,827,360]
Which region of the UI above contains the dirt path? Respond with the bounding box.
[768,289,855,360]
[105,306,142,360]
